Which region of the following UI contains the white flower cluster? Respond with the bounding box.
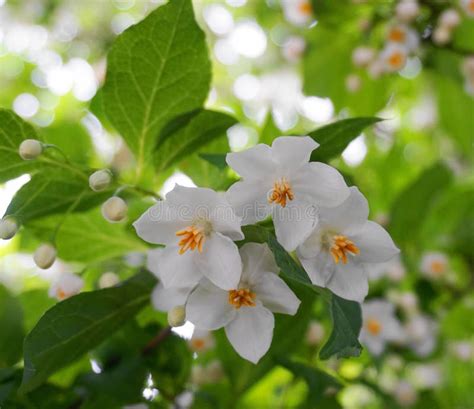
[135,136,399,363]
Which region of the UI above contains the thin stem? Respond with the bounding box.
[116,183,161,200]
[142,326,172,355]
[43,144,72,164]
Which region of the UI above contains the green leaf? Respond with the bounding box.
[198,153,227,170]
[155,110,236,171]
[319,294,362,360]
[103,0,211,175]
[0,286,24,367]
[20,272,156,393]
[19,289,56,333]
[452,20,474,53]
[309,117,382,163]
[27,207,147,263]
[0,109,40,183]
[4,170,111,224]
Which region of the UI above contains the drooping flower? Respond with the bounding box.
[226,136,349,251]
[186,243,300,363]
[380,43,408,72]
[420,251,448,280]
[386,24,419,52]
[282,0,313,27]
[49,272,84,301]
[135,186,243,290]
[188,329,215,353]
[359,299,404,356]
[296,187,399,302]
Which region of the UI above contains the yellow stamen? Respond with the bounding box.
[191,338,206,351]
[176,225,206,255]
[228,288,256,309]
[298,1,312,15]
[389,27,406,43]
[268,178,294,208]
[330,235,360,264]
[388,51,405,69]
[57,289,67,300]
[469,0,474,12]
[366,318,382,336]
[430,260,445,275]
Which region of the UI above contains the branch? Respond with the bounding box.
[142,326,172,355]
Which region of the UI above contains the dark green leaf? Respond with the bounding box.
[0,286,24,367]
[198,153,227,170]
[103,0,211,174]
[155,110,236,171]
[20,272,156,393]
[309,117,382,163]
[19,289,55,333]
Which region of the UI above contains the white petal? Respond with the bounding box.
[240,243,279,284]
[151,282,192,312]
[296,226,323,259]
[225,304,274,363]
[158,245,202,289]
[253,272,300,315]
[226,144,275,180]
[273,198,317,251]
[186,279,236,330]
[196,232,242,290]
[360,333,385,356]
[133,201,187,245]
[166,185,219,209]
[208,195,244,241]
[271,136,319,170]
[351,221,399,263]
[292,162,349,208]
[225,180,272,225]
[326,262,369,302]
[146,248,164,279]
[319,187,369,235]
[298,250,335,287]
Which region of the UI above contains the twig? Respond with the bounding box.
[142,326,172,355]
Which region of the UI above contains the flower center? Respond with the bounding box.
[430,260,445,275]
[298,1,312,15]
[191,338,206,351]
[176,224,208,255]
[366,318,382,336]
[330,235,360,264]
[268,178,294,208]
[388,51,405,69]
[228,288,256,309]
[470,0,474,12]
[389,28,406,42]
[57,288,67,300]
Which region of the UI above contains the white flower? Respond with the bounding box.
[135,186,243,290]
[380,43,408,72]
[439,9,461,29]
[282,0,313,27]
[297,187,399,302]
[432,25,452,45]
[186,243,300,363]
[226,136,349,251]
[19,139,43,160]
[367,255,405,282]
[461,0,474,17]
[345,74,361,93]
[409,363,442,389]
[393,380,418,407]
[49,272,84,300]
[395,0,420,23]
[33,243,57,269]
[352,46,376,67]
[188,329,215,353]
[359,299,404,356]
[420,251,448,280]
[282,35,306,62]
[449,340,473,361]
[386,24,419,52]
[405,313,437,357]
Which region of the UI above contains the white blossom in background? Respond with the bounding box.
[359,299,404,355]
[461,56,474,95]
[461,0,474,17]
[395,0,420,23]
[405,313,438,357]
[187,329,215,353]
[449,340,473,361]
[49,272,84,301]
[380,43,409,72]
[281,35,306,63]
[393,380,418,407]
[386,24,420,52]
[226,136,349,251]
[281,0,314,26]
[297,187,399,302]
[408,363,442,389]
[345,74,361,93]
[135,186,243,290]
[389,290,419,314]
[352,46,376,68]
[420,251,448,280]
[367,255,406,282]
[186,243,300,363]
[439,8,461,29]
[305,320,325,346]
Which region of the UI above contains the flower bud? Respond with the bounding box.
[395,1,420,23]
[101,197,127,223]
[0,218,18,240]
[345,74,361,92]
[99,271,120,288]
[306,320,325,346]
[89,169,113,192]
[19,139,43,160]
[433,26,452,45]
[352,46,375,67]
[33,243,57,269]
[168,305,186,327]
[206,360,225,383]
[439,9,461,29]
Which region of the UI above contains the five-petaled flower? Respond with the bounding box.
[186,243,300,363]
[134,186,244,290]
[226,136,350,251]
[296,187,399,302]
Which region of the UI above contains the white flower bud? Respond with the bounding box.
[345,74,361,92]
[0,218,18,240]
[33,243,57,269]
[439,9,461,29]
[98,272,120,288]
[395,1,420,23]
[394,381,418,406]
[89,169,112,192]
[101,196,127,223]
[433,26,452,45]
[306,320,325,346]
[19,139,43,160]
[352,46,375,67]
[368,59,385,79]
[167,305,186,327]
